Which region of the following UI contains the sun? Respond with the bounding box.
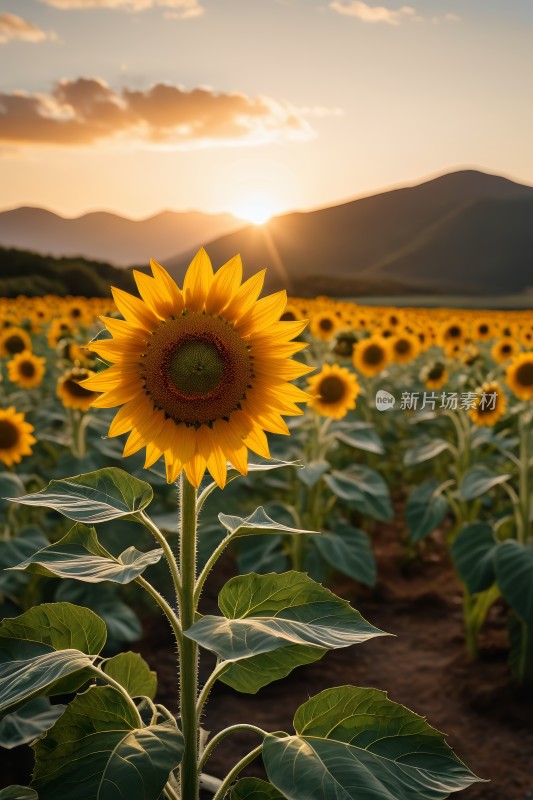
[233,196,275,225]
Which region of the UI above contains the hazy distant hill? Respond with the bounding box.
[166,170,533,296]
[0,247,135,297]
[0,208,243,267]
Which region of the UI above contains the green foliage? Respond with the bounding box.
[10,468,153,523]
[263,686,481,800]
[11,523,163,584]
[0,246,135,298]
[32,687,184,800]
[103,653,157,700]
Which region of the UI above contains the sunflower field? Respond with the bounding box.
[1,251,532,799]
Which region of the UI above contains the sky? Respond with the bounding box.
[0,0,532,221]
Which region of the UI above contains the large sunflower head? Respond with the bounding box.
[307,363,360,419]
[352,335,390,377]
[57,367,99,412]
[506,352,533,400]
[7,350,46,389]
[469,381,507,427]
[0,327,32,358]
[81,249,312,488]
[0,407,36,467]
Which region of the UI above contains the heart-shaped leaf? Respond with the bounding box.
[313,522,376,587]
[219,507,319,538]
[495,541,533,623]
[8,468,153,524]
[103,652,157,700]
[451,524,498,594]
[0,602,107,655]
[334,424,385,455]
[324,468,393,521]
[0,639,96,714]
[0,697,65,749]
[11,523,163,584]
[406,481,450,543]
[263,686,482,799]
[459,466,511,501]
[32,686,184,800]
[185,572,385,692]
[404,439,450,467]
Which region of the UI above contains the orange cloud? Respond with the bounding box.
[0,13,51,43]
[0,78,315,148]
[329,1,416,25]
[37,0,204,12]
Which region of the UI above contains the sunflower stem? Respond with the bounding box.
[178,473,200,800]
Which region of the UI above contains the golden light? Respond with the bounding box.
[232,195,276,225]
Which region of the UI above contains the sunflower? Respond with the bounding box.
[352,335,390,377]
[506,352,533,400]
[491,337,521,365]
[333,330,358,358]
[469,381,507,427]
[310,311,338,341]
[423,361,448,390]
[280,303,303,322]
[438,318,467,348]
[390,332,420,364]
[48,317,74,349]
[0,407,36,467]
[81,249,312,488]
[0,327,32,358]
[472,318,494,342]
[57,368,100,412]
[7,350,46,389]
[307,363,359,419]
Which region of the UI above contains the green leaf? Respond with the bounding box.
[313,522,376,587]
[451,524,498,594]
[0,697,65,749]
[458,466,511,501]
[0,638,96,714]
[263,686,482,800]
[406,481,450,543]
[219,506,319,538]
[32,686,184,800]
[184,572,385,692]
[55,583,142,648]
[231,778,286,799]
[0,528,49,594]
[11,523,163,584]
[236,535,289,576]
[334,424,385,455]
[0,788,38,800]
[495,541,533,623]
[297,460,330,488]
[103,652,157,700]
[8,468,153,524]
[404,439,450,467]
[0,602,107,655]
[324,468,393,521]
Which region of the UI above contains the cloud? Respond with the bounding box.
[0,78,318,149]
[0,13,52,43]
[329,1,416,25]
[37,0,204,12]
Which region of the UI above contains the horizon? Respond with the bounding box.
[1,0,532,222]
[1,164,532,222]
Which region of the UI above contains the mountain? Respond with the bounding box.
[0,247,136,297]
[0,207,243,267]
[165,169,533,296]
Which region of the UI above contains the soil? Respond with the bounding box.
[2,518,532,798]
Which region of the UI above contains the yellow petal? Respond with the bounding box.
[236,291,287,337]
[150,259,185,315]
[205,255,243,315]
[184,452,207,488]
[183,248,214,312]
[222,269,265,323]
[133,270,168,319]
[111,287,159,331]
